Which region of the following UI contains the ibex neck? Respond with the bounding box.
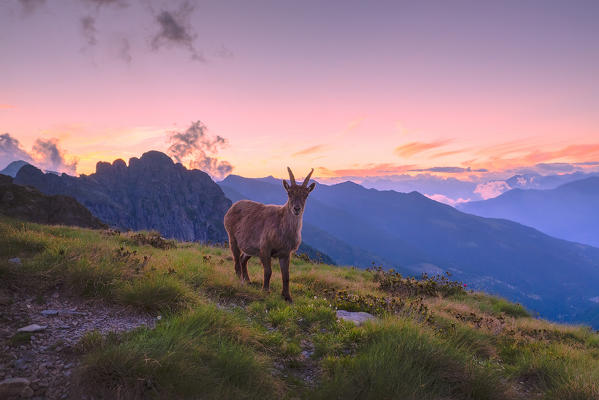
[281,202,303,229]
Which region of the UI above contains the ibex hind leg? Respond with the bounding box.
[228,234,242,279]
[260,255,272,292]
[240,253,252,283]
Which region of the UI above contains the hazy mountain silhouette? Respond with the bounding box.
[14,151,231,243]
[0,174,106,229]
[220,175,599,324]
[460,177,599,247]
[0,160,31,177]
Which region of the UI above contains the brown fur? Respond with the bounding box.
[223,168,315,301]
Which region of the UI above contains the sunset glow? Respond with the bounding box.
[1,0,598,181]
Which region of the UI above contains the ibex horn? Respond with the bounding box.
[287,167,296,185]
[302,169,314,187]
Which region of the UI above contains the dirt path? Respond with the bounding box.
[0,286,155,399]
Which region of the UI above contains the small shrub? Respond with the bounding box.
[130,231,176,249]
[9,332,32,346]
[368,266,466,298]
[76,330,104,353]
[324,288,430,320]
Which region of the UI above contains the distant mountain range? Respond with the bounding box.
[352,171,599,205]
[7,151,599,325]
[0,173,106,229]
[459,176,599,247]
[0,160,31,177]
[220,175,599,325]
[14,151,231,243]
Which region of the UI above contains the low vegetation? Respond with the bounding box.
[1,216,599,399]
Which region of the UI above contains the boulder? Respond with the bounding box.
[336,310,377,326]
[17,324,47,333]
[0,377,31,397]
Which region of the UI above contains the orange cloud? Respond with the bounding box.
[292,144,327,157]
[432,149,466,158]
[394,140,452,158]
[0,104,15,109]
[317,163,416,177]
[468,142,599,172]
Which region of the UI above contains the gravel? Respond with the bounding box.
[0,287,155,399]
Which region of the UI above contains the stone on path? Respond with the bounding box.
[0,377,31,397]
[17,324,47,333]
[336,310,377,326]
[8,257,21,265]
[41,309,59,316]
[0,291,10,305]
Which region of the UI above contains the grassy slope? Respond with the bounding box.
[1,216,599,400]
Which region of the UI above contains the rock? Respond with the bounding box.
[8,257,21,265]
[0,291,11,305]
[13,359,27,370]
[21,386,34,398]
[17,324,47,333]
[40,310,58,316]
[61,310,86,316]
[336,310,377,326]
[0,377,30,397]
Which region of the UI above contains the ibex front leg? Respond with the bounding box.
[279,255,292,302]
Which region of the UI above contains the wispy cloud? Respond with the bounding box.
[80,15,98,47]
[317,163,416,177]
[1,133,32,168]
[31,138,78,174]
[167,120,233,179]
[292,144,327,157]
[410,166,488,173]
[426,194,471,207]
[0,104,16,109]
[0,133,77,174]
[117,37,132,63]
[151,2,204,61]
[470,142,599,172]
[18,0,45,16]
[84,0,128,7]
[474,180,512,200]
[432,149,467,158]
[395,140,452,158]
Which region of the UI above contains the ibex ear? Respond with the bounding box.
[307,182,316,192]
[283,180,290,191]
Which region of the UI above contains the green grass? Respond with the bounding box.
[9,332,32,346]
[78,304,283,400]
[2,216,599,399]
[314,319,513,400]
[467,293,531,318]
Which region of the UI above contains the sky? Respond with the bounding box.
[1,0,598,187]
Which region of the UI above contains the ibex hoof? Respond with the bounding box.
[282,293,293,303]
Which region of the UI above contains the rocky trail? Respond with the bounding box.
[0,285,155,399]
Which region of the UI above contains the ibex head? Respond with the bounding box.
[283,167,316,216]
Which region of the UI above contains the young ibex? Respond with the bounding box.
[223,167,315,302]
